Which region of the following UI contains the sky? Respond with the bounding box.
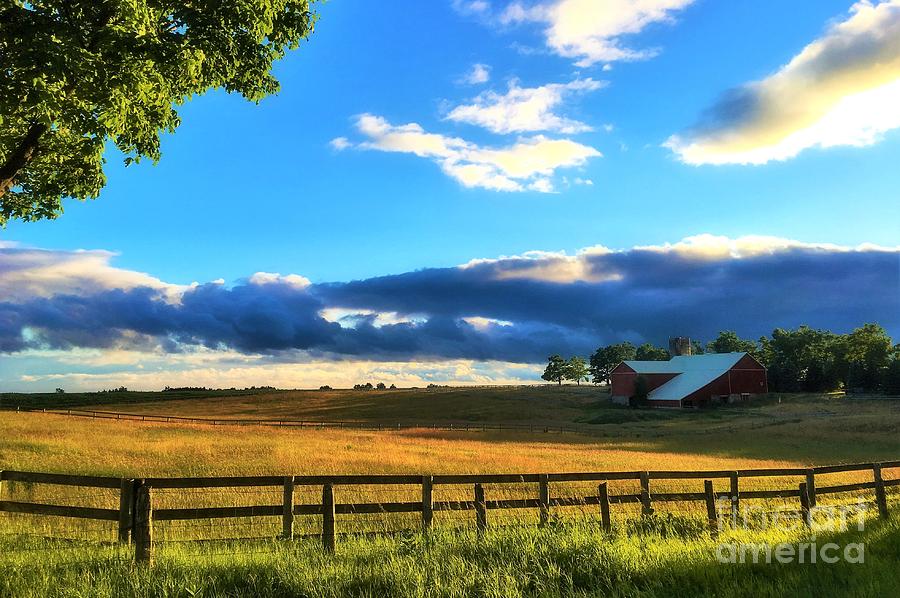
[1,0,899,391]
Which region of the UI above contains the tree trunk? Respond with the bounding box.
[0,122,48,199]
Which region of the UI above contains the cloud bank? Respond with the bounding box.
[667,0,900,165]
[2,235,896,369]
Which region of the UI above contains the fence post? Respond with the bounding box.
[474,483,487,534]
[598,482,611,533]
[873,463,889,519]
[538,474,550,526]
[805,469,817,508]
[322,483,336,553]
[118,478,135,543]
[729,471,740,526]
[282,476,295,540]
[422,475,434,530]
[639,471,653,515]
[133,480,153,565]
[704,480,718,537]
[799,482,811,528]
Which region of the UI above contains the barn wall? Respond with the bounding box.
[680,358,768,406]
[611,371,678,399]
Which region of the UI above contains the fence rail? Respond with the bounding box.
[1,460,897,565]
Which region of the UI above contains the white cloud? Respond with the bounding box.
[666,0,900,165]
[329,137,352,151]
[0,245,188,302]
[460,63,492,85]
[248,272,311,288]
[500,0,695,66]
[346,114,601,192]
[452,0,492,16]
[445,78,604,134]
[634,233,899,259]
[461,245,617,283]
[319,308,422,327]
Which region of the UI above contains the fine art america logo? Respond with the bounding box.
[716,497,867,565]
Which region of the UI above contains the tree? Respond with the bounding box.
[542,354,567,386]
[0,1,318,224]
[843,323,893,392]
[564,356,590,385]
[589,342,636,385]
[706,331,758,356]
[763,326,842,392]
[376,382,386,390]
[635,343,669,361]
[883,351,900,396]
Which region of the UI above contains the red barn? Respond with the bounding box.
[610,352,767,408]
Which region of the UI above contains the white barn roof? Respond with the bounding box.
[621,352,748,402]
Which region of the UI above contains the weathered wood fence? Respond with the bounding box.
[1,461,897,565]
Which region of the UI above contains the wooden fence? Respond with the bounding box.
[2,461,898,565]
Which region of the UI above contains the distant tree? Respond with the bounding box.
[589,342,636,385]
[635,343,669,361]
[883,353,900,396]
[376,382,387,390]
[707,331,759,356]
[389,383,398,390]
[55,387,65,394]
[844,323,893,392]
[564,356,590,385]
[763,326,842,392]
[319,385,332,391]
[0,1,319,224]
[542,354,567,386]
[691,340,705,355]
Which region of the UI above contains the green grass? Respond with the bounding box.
[2,512,898,597]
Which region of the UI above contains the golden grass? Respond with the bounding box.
[2,411,804,477]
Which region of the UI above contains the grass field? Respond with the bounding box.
[2,387,899,596]
[2,512,899,597]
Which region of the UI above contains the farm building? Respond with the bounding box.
[610,352,767,408]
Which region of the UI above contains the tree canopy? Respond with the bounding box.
[541,354,567,385]
[0,0,318,224]
[564,356,590,385]
[635,342,669,361]
[706,330,759,357]
[589,342,636,385]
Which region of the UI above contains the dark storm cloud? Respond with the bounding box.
[1,242,897,362]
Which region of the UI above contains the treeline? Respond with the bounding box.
[351,382,398,391]
[550,323,898,394]
[588,324,900,395]
[160,386,277,392]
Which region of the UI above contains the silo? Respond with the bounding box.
[668,336,692,356]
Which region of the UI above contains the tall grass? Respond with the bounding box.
[2,511,899,597]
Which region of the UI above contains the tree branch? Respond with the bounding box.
[0,122,49,199]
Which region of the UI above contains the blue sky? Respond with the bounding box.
[1,0,899,390]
